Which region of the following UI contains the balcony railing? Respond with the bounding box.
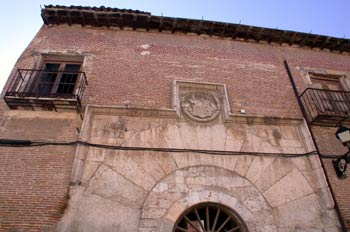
[300,88,350,126]
[4,69,88,113]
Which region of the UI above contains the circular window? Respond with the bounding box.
[173,202,248,232]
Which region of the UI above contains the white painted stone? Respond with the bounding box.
[225,126,245,151]
[308,155,322,170]
[153,183,169,193]
[178,122,199,149]
[141,51,150,55]
[138,218,161,228]
[86,165,146,207]
[185,152,202,167]
[171,153,192,169]
[317,187,335,210]
[250,209,275,225]
[164,201,186,223]
[210,124,227,150]
[104,151,156,190]
[67,194,141,232]
[234,155,254,177]
[196,125,213,150]
[133,152,166,181]
[321,209,341,229]
[273,194,322,228]
[163,124,184,148]
[138,228,159,232]
[85,147,106,162]
[292,156,313,171]
[142,207,167,219]
[80,163,103,185]
[153,152,178,174]
[245,157,275,183]
[254,224,278,232]
[221,176,251,188]
[254,158,295,192]
[264,169,314,207]
[302,168,328,191]
[140,44,150,49]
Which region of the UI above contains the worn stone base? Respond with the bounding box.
[55,106,340,232]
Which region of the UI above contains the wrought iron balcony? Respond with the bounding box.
[4,69,87,112]
[300,88,350,126]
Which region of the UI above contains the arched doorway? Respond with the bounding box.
[173,202,248,232]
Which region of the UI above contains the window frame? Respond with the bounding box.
[30,57,83,95]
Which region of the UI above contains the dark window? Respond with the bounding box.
[174,203,248,232]
[57,64,81,94]
[34,61,82,95]
[309,73,349,113]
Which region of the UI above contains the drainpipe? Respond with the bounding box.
[283,60,346,232]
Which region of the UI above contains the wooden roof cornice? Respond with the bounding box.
[41,5,350,53]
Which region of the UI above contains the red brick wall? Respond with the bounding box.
[1,24,350,230]
[5,25,350,117]
[0,111,79,231]
[0,147,75,231]
[5,25,303,118]
[322,159,350,231]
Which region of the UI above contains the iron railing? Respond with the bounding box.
[300,88,350,126]
[4,69,88,112]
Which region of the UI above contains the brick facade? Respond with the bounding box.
[1,6,350,232]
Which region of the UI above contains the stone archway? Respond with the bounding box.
[173,202,248,232]
[138,165,277,232]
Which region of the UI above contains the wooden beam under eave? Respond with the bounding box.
[171,18,177,33]
[55,10,60,25]
[330,40,342,52]
[132,14,137,30]
[197,20,203,35]
[159,16,164,32]
[311,35,320,48]
[340,42,350,53]
[244,26,253,41]
[146,16,151,31]
[67,10,72,26]
[120,13,124,29]
[255,27,264,41]
[289,32,297,45]
[299,34,308,47]
[106,12,111,28]
[93,11,99,26]
[209,22,215,36]
[41,11,49,25]
[184,19,189,34]
[266,30,275,44]
[320,36,331,50]
[231,24,241,39]
[278,31,287,45]
[221,23,228,38]
[341,41,350,53]
[80,11,85,26]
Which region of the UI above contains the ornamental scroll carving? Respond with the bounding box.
[180,92,221,122]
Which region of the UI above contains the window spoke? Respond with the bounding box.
[173,203,247,232]
[215,215,231,232]
[194,208,206,232]
[184,215,202,232]
[211,208,220,231]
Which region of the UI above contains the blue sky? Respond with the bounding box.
[1,0,350,90]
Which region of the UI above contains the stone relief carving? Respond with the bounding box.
[180,92,220,122]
